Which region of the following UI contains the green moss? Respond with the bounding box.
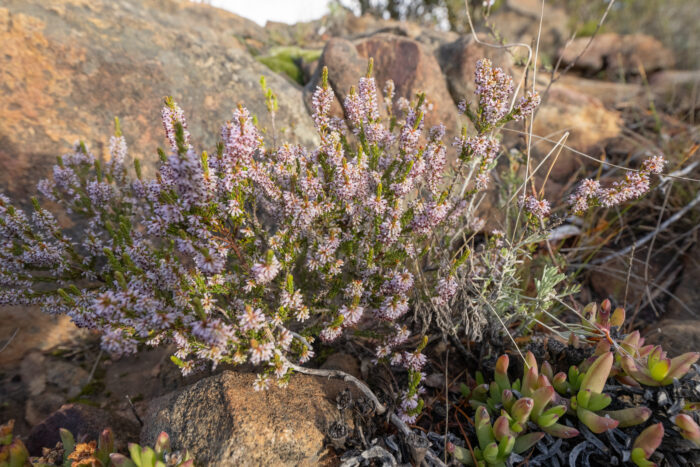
[257,56,303,84]
[255,47,322,85]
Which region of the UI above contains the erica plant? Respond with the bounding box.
[0,57,664,425]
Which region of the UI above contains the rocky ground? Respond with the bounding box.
[0,0,699,465]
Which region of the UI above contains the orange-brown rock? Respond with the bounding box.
[0,0,315,201]
[306,33,459,136]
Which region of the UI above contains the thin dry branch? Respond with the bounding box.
[284,358,448,467]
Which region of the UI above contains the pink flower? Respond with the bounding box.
[249,339,274,365]
[520,195,551,220]
[238,306,265,332]
[320,324,343,342]
[251,255,281,284]
[253,373,271,391]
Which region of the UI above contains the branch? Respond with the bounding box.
[285,358,386,413]
[284,358,447,467]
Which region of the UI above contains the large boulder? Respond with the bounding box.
[0,0,316,202]
[141,371,347,466]
[304,37,365,119]
[306,34,459,136]
[556,75,644,109]
[558,33,675,77]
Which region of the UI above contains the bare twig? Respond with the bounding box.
[86,349,104,386]
[0,328,19,353]
[501,127,700,183]
[285,358,447,467]
[126,395,144,426]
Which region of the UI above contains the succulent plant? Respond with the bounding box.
[462,353,579,440]
[53,428,190,467]
[571,352,651,433]
[618,335,699,387]
[451,406,544,466]
[577,300,699,387]
[453,300,697,466]
[673,414,700,447]
[110,432,192,467]
[0,420,30,467]
[58,427,115,467]
[631,423,664,467]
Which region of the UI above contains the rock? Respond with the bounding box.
[26,403,140,455]
[644,244,700,365]
[0,306,85,367]
[24,393,66,428]
[141,371,348,466]
[297,11,459,51]
[558,33,675,77]
[19,351,91,426]
[532,84,622,183]
[20,352,47,397]
[103,346,195,402]
[304,37,365,119]
[0,368,31,435]
[355,34,459,133]
[45,359,89,399]
[306,34,459,135]
[20,352,89,399]
[320,352,361,379]
[556,75,644,109]
[645,319,700,357]
[667,244,700,319]
[0,0,317,202]
[438,35,514,104]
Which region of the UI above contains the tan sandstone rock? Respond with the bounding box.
[141,371,349,466]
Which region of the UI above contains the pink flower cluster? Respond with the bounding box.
[474,58,514,124]
[2,57,662,423]
[568,155,666,214]
[519,195,552,221]
[0,63,469,410]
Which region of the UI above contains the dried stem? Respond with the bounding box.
[284,358,447,467]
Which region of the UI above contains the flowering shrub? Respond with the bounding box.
[0,57,665,423]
